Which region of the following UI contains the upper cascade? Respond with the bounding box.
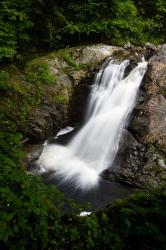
[37,58,148,190]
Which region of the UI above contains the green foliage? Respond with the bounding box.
[55,95,68,105]
[0,0,32,60]
[42,0,164,45]
[1,0,166,61]
[46,186,166,250]
[0,130,88,249]
[0,70,10,90]
[0,66,45,133]
[0,64,87,249]
[0,47,16,61]
[133,0,166,43]
[107,186,166,250]
[0,137,63,249]
[26,59,57,85]
[61,51,78,68]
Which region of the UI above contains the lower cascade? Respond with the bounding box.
[37,58,148,190]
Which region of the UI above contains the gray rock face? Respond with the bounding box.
[27,104,67,142]
[145,95,166,150]
[145,43,156,51]
[106,45,166,188]
[69,44,118,67]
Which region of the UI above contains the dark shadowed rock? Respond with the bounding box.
[145,43,156,51]
[105,44,166,188]
[27,104,68,142]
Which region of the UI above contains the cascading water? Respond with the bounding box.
[37,58,148,191]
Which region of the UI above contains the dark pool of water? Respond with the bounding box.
[39,128,135,211]
[44,174,134,211]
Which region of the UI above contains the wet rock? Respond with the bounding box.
[27,103,68,142]
[145,95,166,150]
[106,131,146,186]
[105,45,166,188]
[124,59,138,78]
[145,43,156,51]
[26,144,44,171]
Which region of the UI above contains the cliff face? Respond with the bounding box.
[2,44,166,188]
[107,45,166,188]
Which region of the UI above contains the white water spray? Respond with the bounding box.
[38,58,147,190]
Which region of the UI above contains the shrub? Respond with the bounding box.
[0,0,32,61]
[55,95,68,105]
[0,70,10,90]
[61,51,78,68]
[26,59,56,85]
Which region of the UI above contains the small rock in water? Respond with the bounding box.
[55,126,74,138]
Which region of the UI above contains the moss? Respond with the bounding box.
[0,70,10,90]
[0,65,28,95]
[48,48,81,69]
[61,51,78,68]
[149,143,166,160]
[26,58,57,85]
[54,95,68,105]
[0,65,46,133]
[1,90,42,133]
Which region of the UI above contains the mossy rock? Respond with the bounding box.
[26,58,57,85]
[54,95,69,105]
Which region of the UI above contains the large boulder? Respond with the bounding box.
[106,45,166,188]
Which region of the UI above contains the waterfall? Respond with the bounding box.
[37,58,148,190]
